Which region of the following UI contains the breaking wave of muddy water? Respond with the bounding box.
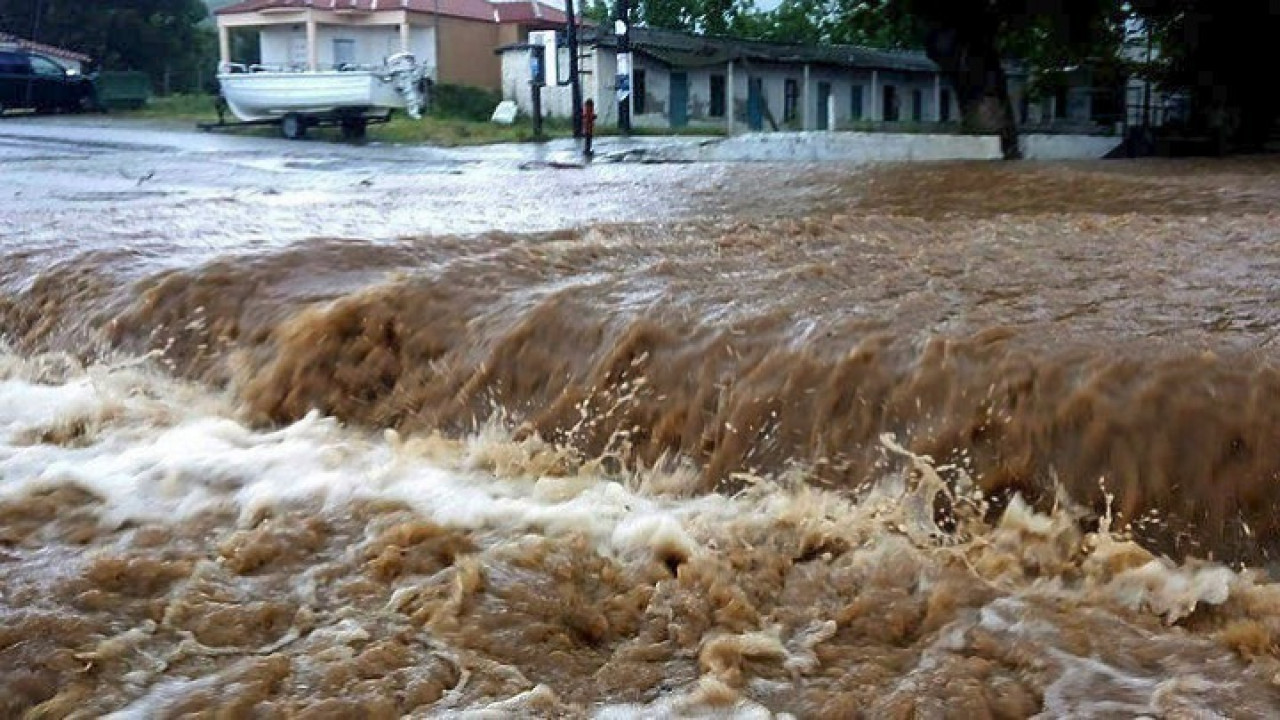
[6,159,1280,715]
[3,350,1280,716]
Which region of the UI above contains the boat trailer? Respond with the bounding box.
[197,97,393,140]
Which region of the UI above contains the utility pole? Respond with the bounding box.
[1142,28,1153,129]
[564,0,583,137]
[530,42,545,139]
[28,0,44,109]
[614,0,631,134]
[434,0,441,91]
[31,0,45,42]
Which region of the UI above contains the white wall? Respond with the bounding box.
[500,44,582,119]
[259,24,436,70]
[592,46,618,124]
[258,27,295,66]
[642,131,1000,162]
[499,46,1015,134]
[631,55,670,123]
[649,131,1120,163]
[1021,133,1122,159]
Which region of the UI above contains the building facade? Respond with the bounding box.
[216,0,566,90]
[501,27,1111,133]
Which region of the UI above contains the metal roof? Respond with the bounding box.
[0,32,93,64]
[586,27,940,73]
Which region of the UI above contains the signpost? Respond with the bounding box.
[564,0,583,138]
[614,0,632,134]
[527,31,558,139]
[528,38,546,138]
[527,13,585,142]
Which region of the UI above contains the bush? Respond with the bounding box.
[429,83,502,121]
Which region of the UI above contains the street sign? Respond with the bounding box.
[616,52,631,103]
[529,30,558,87]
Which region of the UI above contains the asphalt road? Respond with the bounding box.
[1,116,819,266]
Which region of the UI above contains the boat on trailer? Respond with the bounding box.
[214,52,426,139]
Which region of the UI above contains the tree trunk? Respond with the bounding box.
[925,25,1021,159]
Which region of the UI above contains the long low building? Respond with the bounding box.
[499,27,1114,133]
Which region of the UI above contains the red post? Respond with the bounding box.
[583,99,597,158]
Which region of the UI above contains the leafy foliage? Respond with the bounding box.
[591,0,764,36]
[430,84,504,121]
[0,0,216,93]
[1130,0,1280,147]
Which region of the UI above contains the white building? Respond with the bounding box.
[216,0,567,90]
[499,27,1106,133]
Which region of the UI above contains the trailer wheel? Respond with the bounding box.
[281,113,307,140]
[340,118,368,141]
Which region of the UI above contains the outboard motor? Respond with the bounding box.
[384,52,425,119]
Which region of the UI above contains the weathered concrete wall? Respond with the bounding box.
[685,131,1001,163]
[1020,133,1124,160]
[624,131,1122,164]
[500,44,579,118]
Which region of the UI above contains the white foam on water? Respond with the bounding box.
[1,352,1267,716]
[0,355,737,566]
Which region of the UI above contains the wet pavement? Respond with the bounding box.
[0,116,763,259]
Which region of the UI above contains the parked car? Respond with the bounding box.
[0,48,98,115]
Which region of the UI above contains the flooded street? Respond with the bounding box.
[5,118,1280,717]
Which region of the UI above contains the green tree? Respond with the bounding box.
[0,0,216,94]
[743,0,826,44]
[1130,0,1280,150]
[837,0,1117,158]
[607,0,755,34]
[583,0,612,24]
[825,0,917,47]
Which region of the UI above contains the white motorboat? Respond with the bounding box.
[216,52,426,138]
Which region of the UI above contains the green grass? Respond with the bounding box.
[116,93,725,145]
[366,114,573,146]
[368,115,724,145]
[118,93,222,121]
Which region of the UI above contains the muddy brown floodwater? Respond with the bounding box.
[4,149,1280,717]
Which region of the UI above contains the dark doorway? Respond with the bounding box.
[634,69,647,114]
[883,85,898,121]
[817,81,832,129]
[709,74,726,117]
[669,72,688,127]
[784,78,800,123]
[747,77,764,130]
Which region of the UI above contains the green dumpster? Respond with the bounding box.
[94,71,151,110]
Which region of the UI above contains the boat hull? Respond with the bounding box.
[217,71,408,122]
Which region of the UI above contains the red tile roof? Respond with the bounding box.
[0,32,93,63]
[493,0,567,25]
[216,0,567,24]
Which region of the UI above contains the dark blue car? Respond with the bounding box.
[0,48,98,115]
